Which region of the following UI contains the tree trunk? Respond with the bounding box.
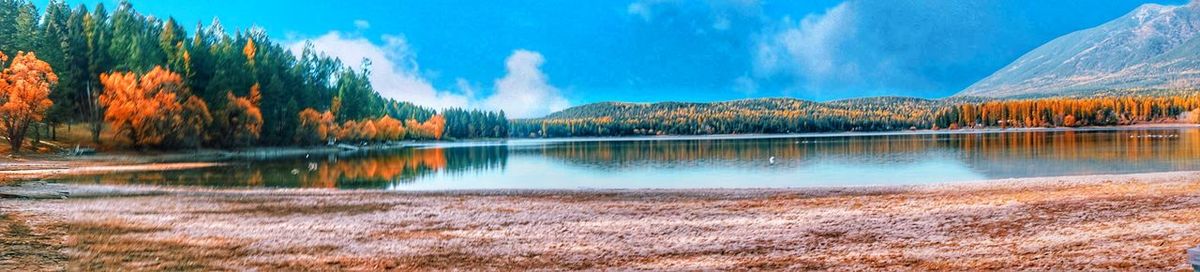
[86,82,102,144]
[8,137,19,154]
[8,122,26,154]
[91,121,101,144]
[30,123,40,152]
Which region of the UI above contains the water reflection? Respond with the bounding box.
[59,128,1200,190]
[525,129,1200,177]
[70,146,508,189]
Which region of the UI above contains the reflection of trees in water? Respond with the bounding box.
[307,146,508,189]
[62,129,1200,187]
[952,129,1200,177]
[520,135,956,169]
[68,146,509,189]
[523,129,1200,175]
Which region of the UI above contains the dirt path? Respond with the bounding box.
[2,172,1200,270]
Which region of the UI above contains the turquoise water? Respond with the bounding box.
[55,128,1200,190]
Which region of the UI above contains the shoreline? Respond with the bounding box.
[3,170,1198,197]
[2,171,1199,270]
[0,143,416,184]
[501,123,1200,144]
[7,123,1195,158]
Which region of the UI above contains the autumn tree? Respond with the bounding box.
[1063,115,1077,127]
[296,108,326,145]
[338,120,358,142]
[0,51,57,153]
[98,66,210,149]
[427,114,445,140]
[405,114,446,140]
[375,115,405,141]
[215,83,262,147]
[359,119,378,142]
[176,95,212,148]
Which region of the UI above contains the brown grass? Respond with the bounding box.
[4,172,1200,270]
[0,212,65,271]
[63,219,250,271]
[52,123,123,152]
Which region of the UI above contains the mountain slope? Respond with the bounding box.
[959,2,1200,97]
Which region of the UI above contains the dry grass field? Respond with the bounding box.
[2,171,1199,270]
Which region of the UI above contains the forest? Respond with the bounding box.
[0,0,508,152]
[932,94,1200,129]
[510,97,940,137]
[512,94,1200,138]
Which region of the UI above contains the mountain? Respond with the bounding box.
[958,2,1200,97]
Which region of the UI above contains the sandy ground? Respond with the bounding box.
[2,172,1200,270]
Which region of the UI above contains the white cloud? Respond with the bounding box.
[753,2,857,86]
[353,19,370,30]
[627,2,653,22]
[288,31,471,110]
[482,50,570,118]
[290,30,570,117]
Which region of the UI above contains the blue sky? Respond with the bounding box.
[35,0,1188,117]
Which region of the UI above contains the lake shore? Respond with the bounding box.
[2,171,1199,270]
[498,122,1200,144]
[0,143,422,185]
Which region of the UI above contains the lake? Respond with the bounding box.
[54,127,1200,190]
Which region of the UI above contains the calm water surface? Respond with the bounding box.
[55,128,1200,190]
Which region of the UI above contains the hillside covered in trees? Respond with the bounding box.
[0,0,508,152]
[510,97,944,138]
[513,92,1200,138]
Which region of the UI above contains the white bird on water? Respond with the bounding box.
[769,156,776,164]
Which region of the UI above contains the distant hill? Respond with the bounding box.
[959,2,1200,97]
[540,97,943,122]
[512,97,945,137]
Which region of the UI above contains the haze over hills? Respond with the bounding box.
[959,1,1200,97]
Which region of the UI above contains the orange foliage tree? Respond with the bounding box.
[338,120,358,142]
[1063,115,1077,127]
[300,109,413,144]
[179,96,213,147]
[405,114,446,140]
[216,83,263,147]
[934,95,1200,129]
[359,120,378,142]
[98,66,211,149]
[374,115,406,141]
[0,51,57,153]
[296,108,337,145]
[425,114,445,140]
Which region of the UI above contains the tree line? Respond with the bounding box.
[510,97,941,138]
[0,0,508,152]
[932,95,1200,129]
[513,95,1200,138]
